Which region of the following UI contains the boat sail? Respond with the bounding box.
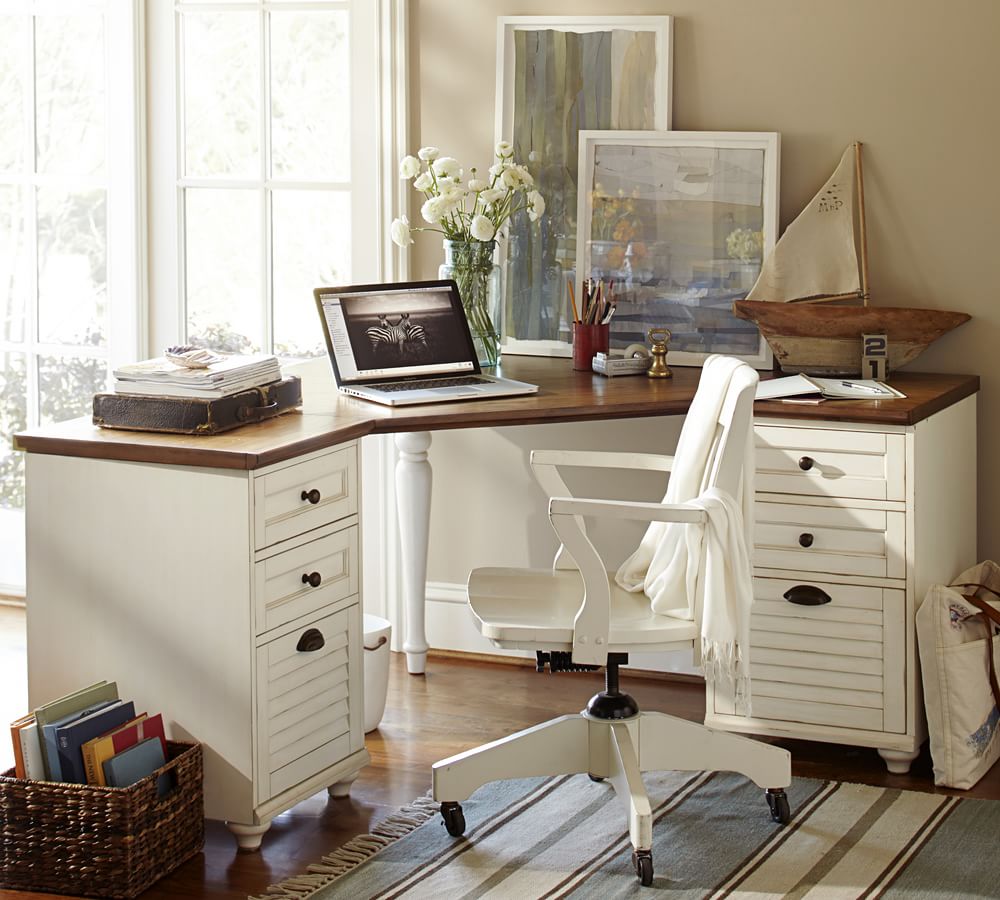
[733,143,969,375]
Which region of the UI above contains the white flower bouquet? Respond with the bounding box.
[390,141,545,248]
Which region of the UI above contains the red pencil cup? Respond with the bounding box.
[572,323,610,371]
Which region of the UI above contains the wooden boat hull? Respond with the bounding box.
[732,300,970,375]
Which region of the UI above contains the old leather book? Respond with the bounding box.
[93,376,302,435]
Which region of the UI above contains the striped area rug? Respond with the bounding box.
[252,772,999,899]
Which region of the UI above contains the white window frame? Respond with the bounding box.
[0,0,144,596]
[146,0,387,355]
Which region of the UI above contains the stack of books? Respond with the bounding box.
[113,352,282,400]
[10,681,172,795]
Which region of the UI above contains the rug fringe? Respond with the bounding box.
[247,794,440,899]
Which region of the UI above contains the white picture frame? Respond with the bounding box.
[576,130,780,369]
[495,16,674,358]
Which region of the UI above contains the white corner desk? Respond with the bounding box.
[15,357,978,847]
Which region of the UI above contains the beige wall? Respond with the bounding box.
[409,0,999,582]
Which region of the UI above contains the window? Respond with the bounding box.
[147,0,380,356]
[0,0,388,594]
[0,0,141,593]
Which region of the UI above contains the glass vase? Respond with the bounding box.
[439,239,502,368]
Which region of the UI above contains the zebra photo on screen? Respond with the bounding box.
[365,313,431,362]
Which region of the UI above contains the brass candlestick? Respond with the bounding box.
[647,328,672,378]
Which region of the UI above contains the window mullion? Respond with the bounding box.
[261,1,272,353]
[25,12,39,429]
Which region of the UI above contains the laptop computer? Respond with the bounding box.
[314,279,538,406]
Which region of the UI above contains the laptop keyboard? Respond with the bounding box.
[369,376,494,393]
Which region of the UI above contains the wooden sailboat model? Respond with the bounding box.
[733,143,970,375]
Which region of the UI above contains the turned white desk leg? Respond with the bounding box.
[396,431,432,675]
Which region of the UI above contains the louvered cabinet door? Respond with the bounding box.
[254,603,364,805]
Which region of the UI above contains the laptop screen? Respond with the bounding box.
[314,280,480,384]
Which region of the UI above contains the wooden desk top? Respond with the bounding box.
[14,357,980,471]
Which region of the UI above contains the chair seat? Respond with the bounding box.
[468,567,698,652]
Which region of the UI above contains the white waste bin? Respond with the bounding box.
[363,614,392,733]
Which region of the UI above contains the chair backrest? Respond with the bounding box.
[670,355,758,503]
[699,361,758,498]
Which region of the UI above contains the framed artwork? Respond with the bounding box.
[495,16,673,357]
[576,131,780,369]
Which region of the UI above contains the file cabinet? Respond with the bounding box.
[706,397,977,772]
[25,441,368,850]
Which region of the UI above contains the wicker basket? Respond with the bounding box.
[0,740,204,899]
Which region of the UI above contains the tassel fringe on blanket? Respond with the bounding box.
[248,794,440,900]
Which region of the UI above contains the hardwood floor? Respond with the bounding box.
[3,605,1000,899]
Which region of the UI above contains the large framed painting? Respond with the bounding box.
[576,131,780,369]
[496,16,673,357]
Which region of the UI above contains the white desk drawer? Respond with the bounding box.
[254,446,358,549]
[255,603,363,804]
[254,525,359,636]
[734,576,906,734]
[754,501,905,579]
[755,425,904,501]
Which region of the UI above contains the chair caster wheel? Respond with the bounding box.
[588,774,606,783]
[440,802,465,836]
[632,849,653,886]
[766,788,791,824]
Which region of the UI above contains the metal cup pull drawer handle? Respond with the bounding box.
[301,488,321,504]
[798,532,815,548]
[783,584,832,606]
[301,571,322,588]
[296,628,325,652]
[798,456,815,471]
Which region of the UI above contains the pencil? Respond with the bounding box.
[567,277,580,324]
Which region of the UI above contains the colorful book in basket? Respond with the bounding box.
[34,682,119,781]
[9,714,34,779]
[102,736,171,798]
[55,701,136,784]
[81,713,166,786]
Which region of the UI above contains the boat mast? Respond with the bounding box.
[855,141,871,306]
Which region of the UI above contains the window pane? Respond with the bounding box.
[186,188,263,351]
[183,11,259,178]
[37,353,107,425]
[0,351,26,511]
[270,10,349,181]
[273,189,349,357]
[37,186,107,347]
[0,15,28,172]
[35,13,106,176]
[0,185,28,344]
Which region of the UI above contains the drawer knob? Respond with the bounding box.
[301,571,323,588]
[783,584,832,606]
[798,532,814,548]
[301,488,322,505]
[798,456,815,471]
[296,628,325,652]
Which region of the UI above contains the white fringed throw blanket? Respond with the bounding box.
[615,355,756,711]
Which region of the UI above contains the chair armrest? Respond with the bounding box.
[530,449,675,572]
[547,497,705,666]
[530,449,675,473]
[549,496,707,524]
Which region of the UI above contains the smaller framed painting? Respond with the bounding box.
[576,131,780,369]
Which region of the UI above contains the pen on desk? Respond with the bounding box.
[841,381,888,395]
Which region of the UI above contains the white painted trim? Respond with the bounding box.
[364,0,408,649]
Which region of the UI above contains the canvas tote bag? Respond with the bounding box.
[917,560,1000,789]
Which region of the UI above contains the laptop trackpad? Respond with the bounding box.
[434,386,479,395]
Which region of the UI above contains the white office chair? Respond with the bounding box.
[431,357,792,886]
